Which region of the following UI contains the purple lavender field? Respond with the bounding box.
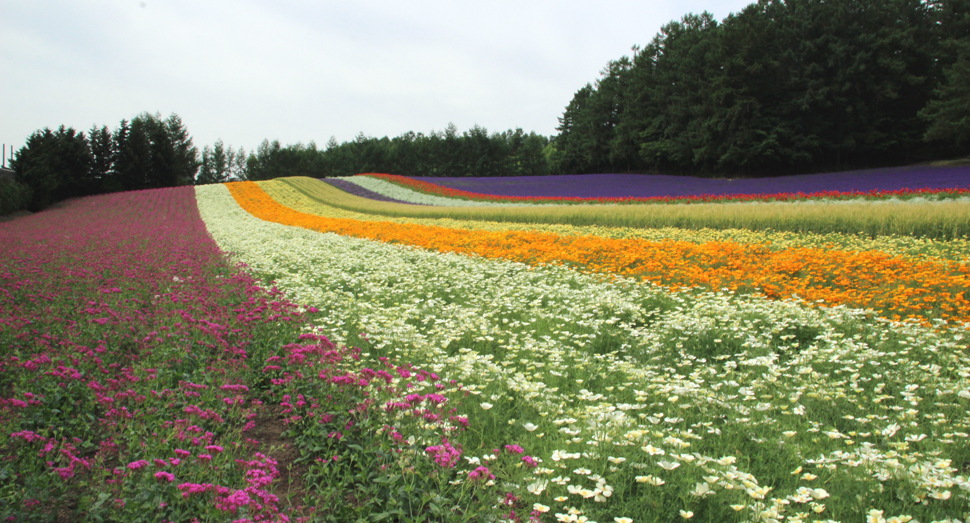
[413,164,970,198]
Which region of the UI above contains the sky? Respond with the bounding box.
[1,0,754,159]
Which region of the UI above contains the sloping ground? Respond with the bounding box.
[200,180,970,522]
[228,180,970,325]
[4,176,969,522]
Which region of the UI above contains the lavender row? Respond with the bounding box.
[412,164,970,199]
[321,178,425,205]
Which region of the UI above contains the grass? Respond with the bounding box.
[280,177,970,240]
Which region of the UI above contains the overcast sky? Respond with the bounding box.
[2,0,754,158]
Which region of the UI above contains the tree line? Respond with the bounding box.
[7,113,198,212]
[551,0,970,176]
[3,116,552,214]
[242,124,551,181]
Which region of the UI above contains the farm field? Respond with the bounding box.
[286,176,970,240]
[2,173,970,522]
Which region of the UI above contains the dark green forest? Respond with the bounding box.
[243,125,552,181]
[7,113,197,212]
[5,0,970,214]
[553,0,970,175]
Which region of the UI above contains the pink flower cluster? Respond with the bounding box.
[177,453,283,521]
[425,438,462,468]
[468,466,495,482]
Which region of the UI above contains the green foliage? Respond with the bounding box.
[554,0,970,176]
[10,126,93,211]
[197,140,246,185]
[244,125,552,179]
[0,177,31,216]
[921,42,970,151]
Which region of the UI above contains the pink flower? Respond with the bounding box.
[127,460,149,470]
[177,482,213,498]
[425,439,462,468]
[154,471,175,482]
[468,466,495,482]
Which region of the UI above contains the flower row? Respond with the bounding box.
[227,181,970,325]
[261,178,970,262]
[352,173,970,205]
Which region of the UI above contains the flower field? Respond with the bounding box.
[201,179,970,523]
[347,166,970,204]
[279,177,970,240]
[2,175,970,523]
[407,165,970,201]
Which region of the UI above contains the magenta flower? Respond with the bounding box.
[154,471,175,482]
[425,439,462,468]
[127,460,149,470]
[468,466,495,482]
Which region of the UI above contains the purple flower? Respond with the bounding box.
[413,165,970,199]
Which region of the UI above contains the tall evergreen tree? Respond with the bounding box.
[11,126,92,211]
[89,125,113,193]
[921,43,970,151]
[165,113,199,185]
[116,118,151,191]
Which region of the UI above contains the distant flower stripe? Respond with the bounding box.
[321,178,425,205]
[412,165,970,199]
[226,181,970,324]
[359,173,970,205]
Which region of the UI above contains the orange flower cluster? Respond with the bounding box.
[227,182,970,324]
